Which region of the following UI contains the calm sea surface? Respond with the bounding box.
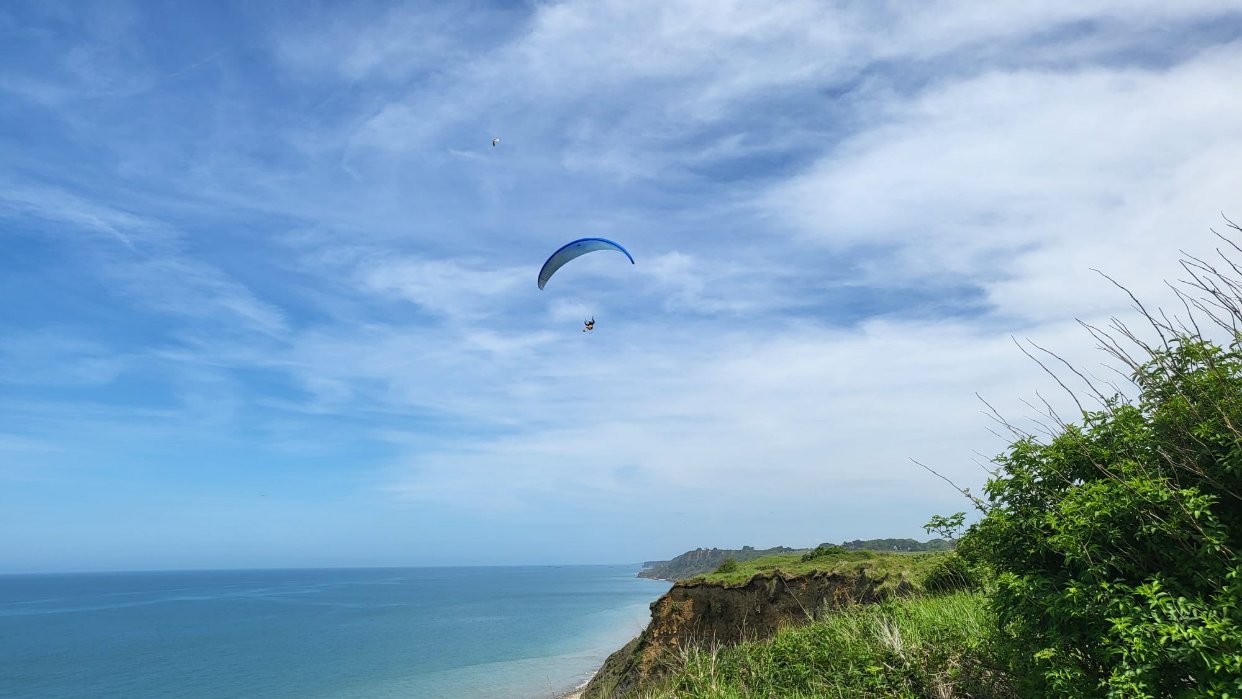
[0,566,669,699]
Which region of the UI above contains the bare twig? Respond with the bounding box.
[911,458,987,513]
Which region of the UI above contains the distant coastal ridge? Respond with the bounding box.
[637,537,953,581]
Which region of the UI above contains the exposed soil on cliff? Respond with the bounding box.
[582,567,913,699]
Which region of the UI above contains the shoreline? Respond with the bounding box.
[553,667,596,699]
[541,575,663,699]
[546,592,659,699]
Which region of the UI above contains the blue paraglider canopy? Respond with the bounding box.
[537,237,634,290]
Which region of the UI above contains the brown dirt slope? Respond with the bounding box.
[582,567,913,699]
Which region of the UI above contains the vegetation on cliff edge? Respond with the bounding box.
[638,546,801,581]
[693,549,948,593]
[836,538,954,553]
[625,591,1013,699]
[960,339,1242,691]
[943,224,1242,696]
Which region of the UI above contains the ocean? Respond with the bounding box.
[0,565,669,699]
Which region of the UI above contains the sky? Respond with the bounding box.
[3,1,1242,573]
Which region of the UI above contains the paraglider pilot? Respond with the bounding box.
[583,317,595,333]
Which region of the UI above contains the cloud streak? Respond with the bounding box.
[2,0,1241,570]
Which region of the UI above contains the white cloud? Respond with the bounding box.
[230,3,1242,543]
[376,316,1108,525]
[358,255,528,319]
[765,45,1242,322]
[6,0,1242,565]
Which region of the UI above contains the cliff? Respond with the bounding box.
[637,546,800,581]
[583,559,921,699]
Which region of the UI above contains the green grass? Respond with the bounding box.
[691,550,946,592]
[629,591,1014,699]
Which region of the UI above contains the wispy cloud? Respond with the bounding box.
[0,184,153,249]
[2,0,1241,569]
[358,256,528,319]
[0,332,127,386]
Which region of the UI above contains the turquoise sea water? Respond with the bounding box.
[0,566,669,699]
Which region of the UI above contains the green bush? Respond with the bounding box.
[968,337,1242,697]
[715,557,739,574]
[920,551,981,592]
[800,544,847,562]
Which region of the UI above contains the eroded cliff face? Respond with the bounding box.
[583,568,912,699]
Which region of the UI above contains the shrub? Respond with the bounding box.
[959,225,1242,697]
[800,544,846,562]
[715,558,739,574]
[968,336,1242,697]
[921,551,981,592]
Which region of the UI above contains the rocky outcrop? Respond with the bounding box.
[582,567,913,698]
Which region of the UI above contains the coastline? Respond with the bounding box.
[546,576,665,699]
[552,658,598,699]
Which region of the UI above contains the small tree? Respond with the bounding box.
[923,511,966,541]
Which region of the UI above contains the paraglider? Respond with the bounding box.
[491,137,501,147]
[537,237,634,290]
[538,237,634,333]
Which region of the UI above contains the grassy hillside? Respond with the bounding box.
[624,591,1014,698]
[640,540,952,582]
[638,546,801,581]
[690,548,945,592]
[837,538,953,552]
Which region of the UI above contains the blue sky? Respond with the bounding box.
[3,1,1242,573]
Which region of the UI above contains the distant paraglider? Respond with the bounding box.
[583,317,595,333]
[491,137,501,147]
[537,237,635,290]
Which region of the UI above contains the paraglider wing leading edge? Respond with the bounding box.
[537,237,635,289]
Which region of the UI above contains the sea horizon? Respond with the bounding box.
[0,562,654,577]
[1,564,669,699]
